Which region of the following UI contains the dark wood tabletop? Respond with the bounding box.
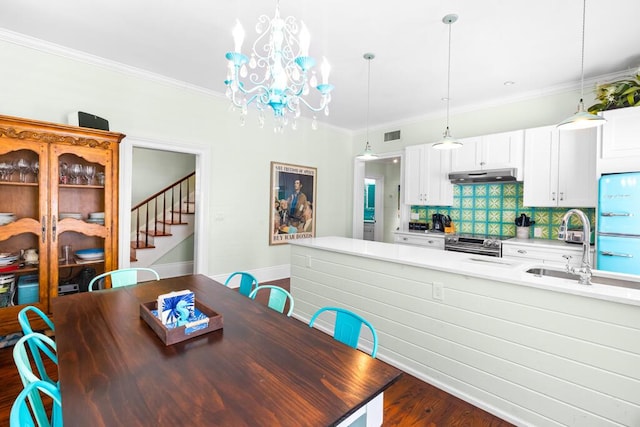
[52,274,402,427]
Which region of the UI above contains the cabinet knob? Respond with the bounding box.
[428,240,433,244]
[517,249,527,254]
[559,192,564,201]
[551,192,556,201]
[402,237,408,241]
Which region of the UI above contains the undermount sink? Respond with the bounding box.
[525,267,640,290]
[526,267,581,281]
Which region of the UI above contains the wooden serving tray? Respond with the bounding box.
[140,300,223,346]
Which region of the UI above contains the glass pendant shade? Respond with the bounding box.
[432,127,463,150]
[557,99,606,130]
[357,141,378,160]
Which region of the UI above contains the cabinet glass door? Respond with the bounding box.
[51,144,113,296]
[0,140,48,312]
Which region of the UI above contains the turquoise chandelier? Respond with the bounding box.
[224,1,334,132]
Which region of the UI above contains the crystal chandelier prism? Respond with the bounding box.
[224,1,334,132]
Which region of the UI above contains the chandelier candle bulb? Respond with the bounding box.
[299,22,310,57]
[232,20,245,53]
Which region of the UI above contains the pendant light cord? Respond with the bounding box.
[366,57,371,144]
[446,18,453,130]
[579,0,586,102]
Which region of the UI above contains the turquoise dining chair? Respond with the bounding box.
[17,307,56,386]
[88,267,160,291]
[309,307,379,358]
[10,379,62,427]
[249,285,295,317]
[18,306,55,336]
[224,271,258,297]
[13,332,59,427]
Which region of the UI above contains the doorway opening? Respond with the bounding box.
[352,152,405,243]
[119,137,210,277]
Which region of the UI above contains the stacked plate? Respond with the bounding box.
[0,213,16,226]
[60,212,83,220]
[75,248,104,262]
[87,212,105,225]
[0,253,19,266]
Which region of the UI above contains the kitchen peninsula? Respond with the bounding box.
[290,236,640,427]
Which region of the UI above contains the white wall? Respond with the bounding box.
[0,39,352,278]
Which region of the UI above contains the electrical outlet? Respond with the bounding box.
[534,227,542,238]
[433,282,444,301]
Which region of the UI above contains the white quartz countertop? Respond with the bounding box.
[290,236,640,306]
[504,237,594,250]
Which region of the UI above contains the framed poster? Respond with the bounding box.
[270,161,317,245]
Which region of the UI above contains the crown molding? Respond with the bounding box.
[0,28,224,99]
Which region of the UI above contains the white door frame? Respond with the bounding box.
[119,136,211,274]
[364,175,384,241]
[352,150,406,241]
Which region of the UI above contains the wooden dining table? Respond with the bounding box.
[52,274,402,426]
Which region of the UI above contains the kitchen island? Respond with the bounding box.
[290,236,640,427]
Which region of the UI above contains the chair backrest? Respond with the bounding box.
[248,285,295,317]
[309,307,379,358]
[88,267,160,291]
[17,307,56,387]
[10,380,62,427]
[13,333,59,427]
[224,272,258,297]
[18,306,55,336]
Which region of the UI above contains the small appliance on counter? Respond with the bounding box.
[408,221,429,232]
[597,172,640,275]
[432,214,451,232]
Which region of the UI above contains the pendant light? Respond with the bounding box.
[357,53,378,160]
[557,0,606,130]
[433,14,462,150]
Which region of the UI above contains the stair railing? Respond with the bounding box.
[131,172,195,250]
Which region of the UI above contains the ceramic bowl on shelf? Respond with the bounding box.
[89,212,105,219]
[75,248,105,260]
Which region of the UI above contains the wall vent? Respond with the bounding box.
[383,130,401,143]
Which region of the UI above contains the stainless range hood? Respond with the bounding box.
[448,168,518,184]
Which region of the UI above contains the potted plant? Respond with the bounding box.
[588,69,640,113]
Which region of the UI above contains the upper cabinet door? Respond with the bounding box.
[451,131,524,178]
[597,107,640,176]
[523,126,559,207]
[523,125,597,208]
[450,136,481,172]
[557,127,597,207]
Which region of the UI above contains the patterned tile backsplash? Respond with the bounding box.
[411,183,595,240]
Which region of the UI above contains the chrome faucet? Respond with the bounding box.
[558,209,592,285]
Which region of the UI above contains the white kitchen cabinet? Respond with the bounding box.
[394,231,444,249]
[451,130,524,180]
[502,239,594,268]
[523,125,597,207]
[597,107,640,176]
[404,143,453,206]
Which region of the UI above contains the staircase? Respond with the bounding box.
[130,173,195,267]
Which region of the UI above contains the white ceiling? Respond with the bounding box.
[1,0,639,132]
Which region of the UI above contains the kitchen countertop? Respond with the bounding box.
[291,236,640,306]
[504,237,595,248]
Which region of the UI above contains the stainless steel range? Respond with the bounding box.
[444,233,505,257]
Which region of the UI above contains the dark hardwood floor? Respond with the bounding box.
[0,278,513,426]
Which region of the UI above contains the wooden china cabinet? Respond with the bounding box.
[0,115,124,335]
